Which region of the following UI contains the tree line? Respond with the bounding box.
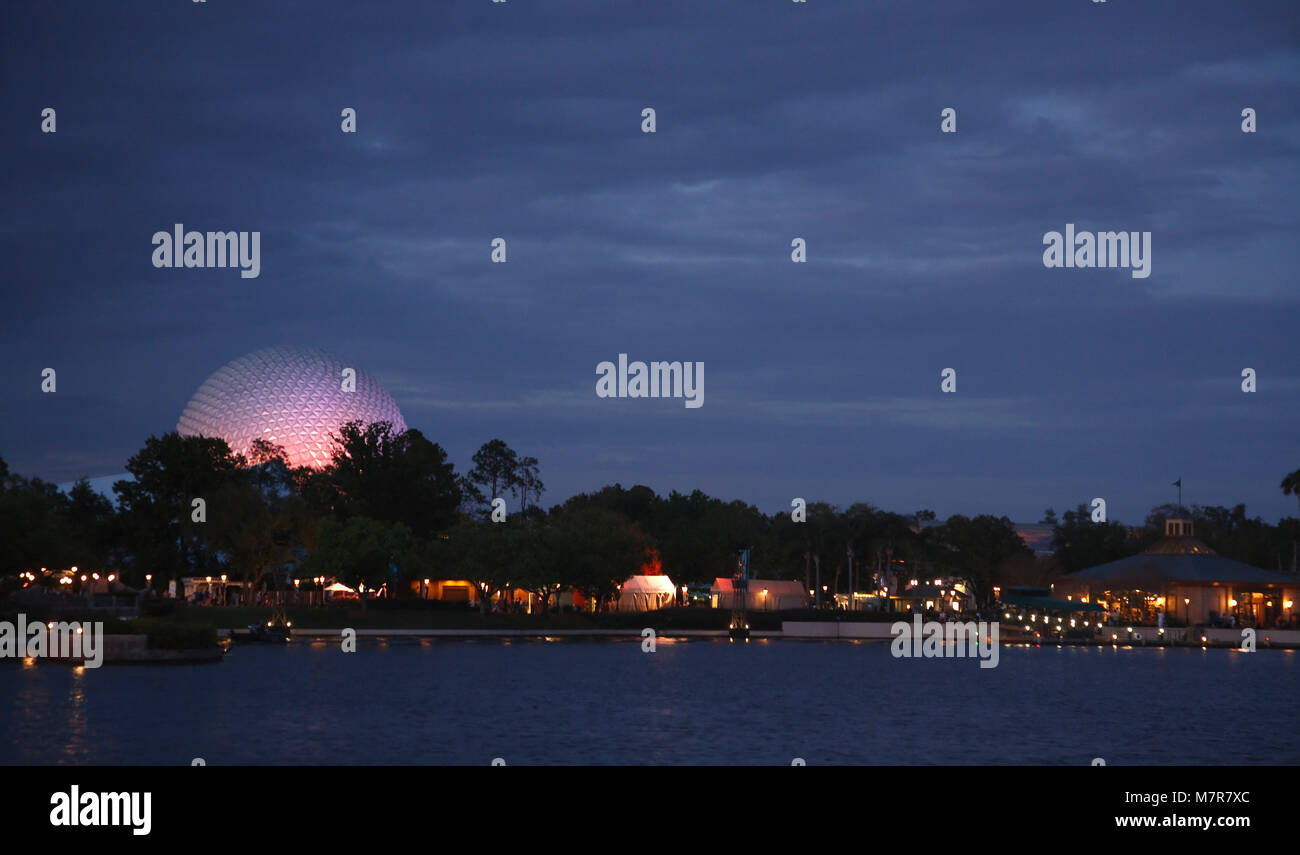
[3,429,1298,612]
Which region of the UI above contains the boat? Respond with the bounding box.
[230,604,292,643]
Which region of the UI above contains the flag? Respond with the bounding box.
[1172,478,1181,487]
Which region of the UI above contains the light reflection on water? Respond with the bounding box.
[1,640,1296,765]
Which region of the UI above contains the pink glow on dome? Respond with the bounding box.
[177,346,408,469]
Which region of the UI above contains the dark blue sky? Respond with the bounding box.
[2,1,1297,525]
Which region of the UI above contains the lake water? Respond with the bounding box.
[2,639,1297,765]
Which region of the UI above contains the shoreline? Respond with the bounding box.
[216,625,1300,649]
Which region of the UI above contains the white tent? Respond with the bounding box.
[616,574,678,612]
[324,582,356,594]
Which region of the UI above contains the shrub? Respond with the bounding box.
[142,597,176,617]
[124,618,217,650]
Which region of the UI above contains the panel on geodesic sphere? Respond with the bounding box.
[177,346,408,469]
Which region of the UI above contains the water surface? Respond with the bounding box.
[2,639,1295,765]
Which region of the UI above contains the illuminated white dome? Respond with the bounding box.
[177,346,407,469]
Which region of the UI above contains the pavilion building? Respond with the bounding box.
[1057,519,1298,628]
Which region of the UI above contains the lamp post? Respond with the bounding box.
[847,545,854,613]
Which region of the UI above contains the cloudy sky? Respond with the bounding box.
[2,1,1297,525]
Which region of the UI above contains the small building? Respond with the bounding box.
[180,576,242,604]
[888,583,970,614]
[711,578,807,610]
[1058,519,1299,628]
[411,579,478,603]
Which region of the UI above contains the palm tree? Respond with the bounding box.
[1282,469,1300,513]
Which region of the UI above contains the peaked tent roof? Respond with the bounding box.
[621,574,677,594]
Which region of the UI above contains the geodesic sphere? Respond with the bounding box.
[177,346,407,469]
